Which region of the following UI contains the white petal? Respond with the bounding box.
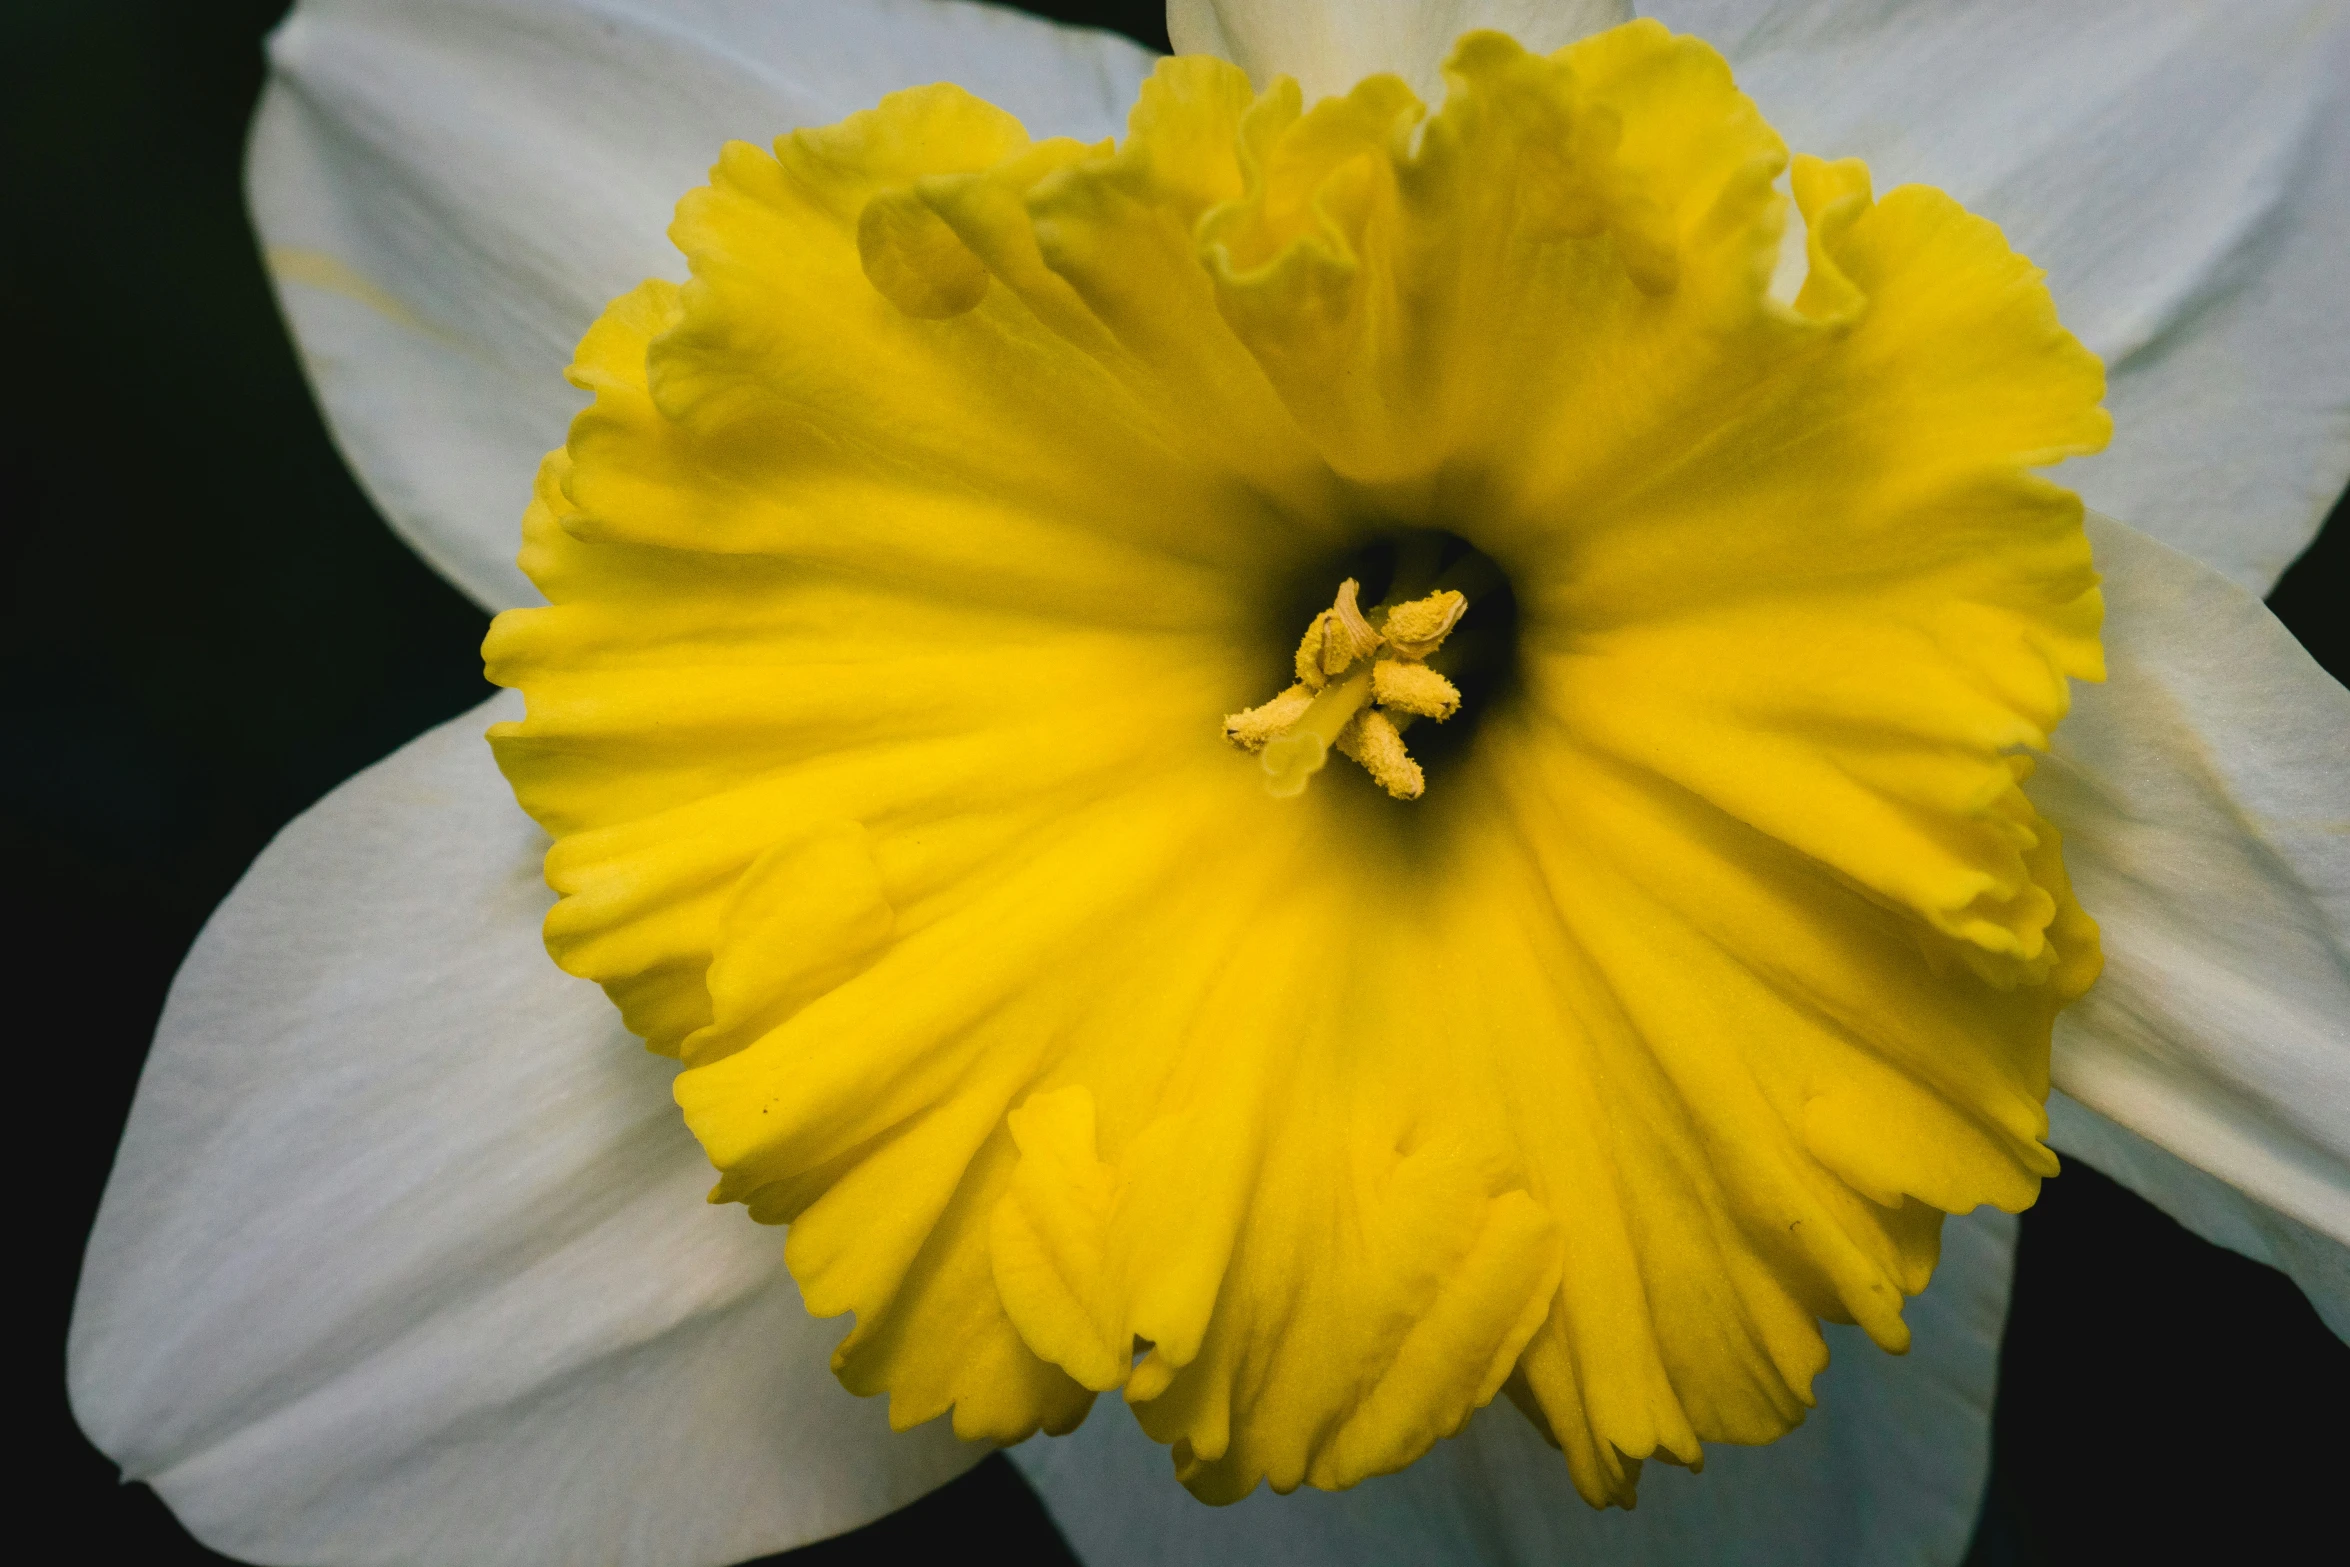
[249,0,1158,610]
[1643,0,2350,592]
[1015,1208,2014,1566]
[2047,1091,2350,1343]
[2027,513,2350,1309]
[1170,0,1631,101]
[67,693,981,1567]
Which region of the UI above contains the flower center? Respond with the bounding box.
[1225,537,1500,800]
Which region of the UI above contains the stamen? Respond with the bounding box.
[1223,685,1317,751]
[1227,577,1473,799]
[1335,708,1424,799]
[1382,590,1467,660]
[1294,578,1385,688]
[1371,660,1460,719]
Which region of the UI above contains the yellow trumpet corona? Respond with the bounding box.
[486,20,2108,1509]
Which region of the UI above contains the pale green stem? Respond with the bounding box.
[1260,666,1374,797]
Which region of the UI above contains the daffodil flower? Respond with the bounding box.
[70,2,2348,1565]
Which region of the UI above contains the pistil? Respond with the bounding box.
[1261,665,1375,797]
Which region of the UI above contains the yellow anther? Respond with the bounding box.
[1329,579,1383,663]
[1380,589,1468,660]
[1336,708,1425,800]
[1224,683,1317,751]
[1293,619,1328,689]
[1371,661,1460,720]
[1229,578,1472,798]
[1294,578,1385,688]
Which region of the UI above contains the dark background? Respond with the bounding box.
[8,3,2343,1563]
